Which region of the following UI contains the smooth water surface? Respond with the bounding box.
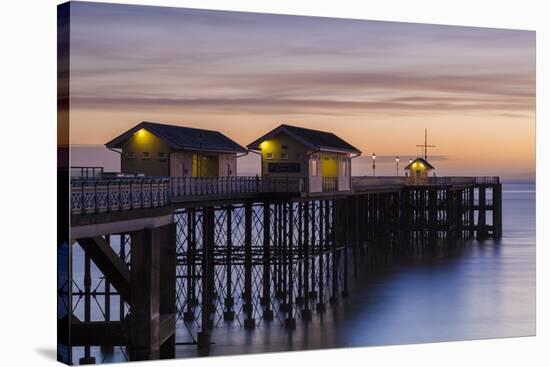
[176,183,536,357]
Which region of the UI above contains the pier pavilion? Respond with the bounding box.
[247,124,361,193]
[106,121,247,178]
[405,157,435,185]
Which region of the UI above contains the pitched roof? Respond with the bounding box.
[247,124,361,154]
[106,121,247,153]
[404,157,435,170]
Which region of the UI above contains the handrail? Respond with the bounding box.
[352,176,499,188]
[71,175,499,215]
[71,176,305,215]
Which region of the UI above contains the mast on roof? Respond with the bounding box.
[416,128,436,160]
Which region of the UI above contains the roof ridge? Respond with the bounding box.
[106,121,247,153]
[142,121,223,134]
[281,123,339,136]
[247,123,361,154]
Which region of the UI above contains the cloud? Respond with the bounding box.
[71,92,534,116]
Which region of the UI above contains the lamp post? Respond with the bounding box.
[372,153,376,177]
[396,156,399,176]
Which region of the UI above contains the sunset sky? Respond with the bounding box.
[68,2,535,180]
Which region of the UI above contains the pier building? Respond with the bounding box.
[247,124,361,193]
[405,157,435,185]
[106,122,247,178]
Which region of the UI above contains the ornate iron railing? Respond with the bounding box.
[71,176,305,215]
[71,178,170,215]
[71,174,499,215]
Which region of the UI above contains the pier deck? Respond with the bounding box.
[61,174,502,364]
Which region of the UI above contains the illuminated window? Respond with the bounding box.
[266,153,274,160]
[311,159,318,176]
[280,152,288,160]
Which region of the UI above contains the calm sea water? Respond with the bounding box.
[176,183,536,357]
[70,183,536,363]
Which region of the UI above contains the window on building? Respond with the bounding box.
[126,152,135,159]
[343,160,348,176]
[142,152,150,160]
[280,152,289,160]
[266,153,274,160]
[311,159,318,176]
[281,144,288,149]
[157,152,167,162]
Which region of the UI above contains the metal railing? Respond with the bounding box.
[414,176,500,186]
[170,176,304,197]
[71,176,305,215]
[352,176,499,188]
[352,176,407,189]
[71,173,499,215]
[322,177,338,192]
[70,166,104,179]
[71,178,170,215]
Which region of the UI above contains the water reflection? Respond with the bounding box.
[68,184,535,362]
[176,184,535,358]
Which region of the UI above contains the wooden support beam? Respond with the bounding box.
[159,223,176,359]
[310,202,317,300]
[302,201,312,321]
[243,202,255,329]
[224,206,235,321]
[428,189,437,247]
[296,202,304,306]
[493,183,503,238]
[184,209,197,322]
[78,236,131,302]
[285,201,296,329]
[129,227,161,361]
[477,186,487,239]
[262,202,273,320]
[58,317,126,347]
[317,201,325,313]
[330,200,338,304]
[198,207,215,347]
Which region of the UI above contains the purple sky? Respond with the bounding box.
[68,2,535,180]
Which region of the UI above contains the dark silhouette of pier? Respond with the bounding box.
[58,175,502,364]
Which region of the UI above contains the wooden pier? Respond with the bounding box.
[59,175,502,364]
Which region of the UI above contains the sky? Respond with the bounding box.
[68,1,536,180]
